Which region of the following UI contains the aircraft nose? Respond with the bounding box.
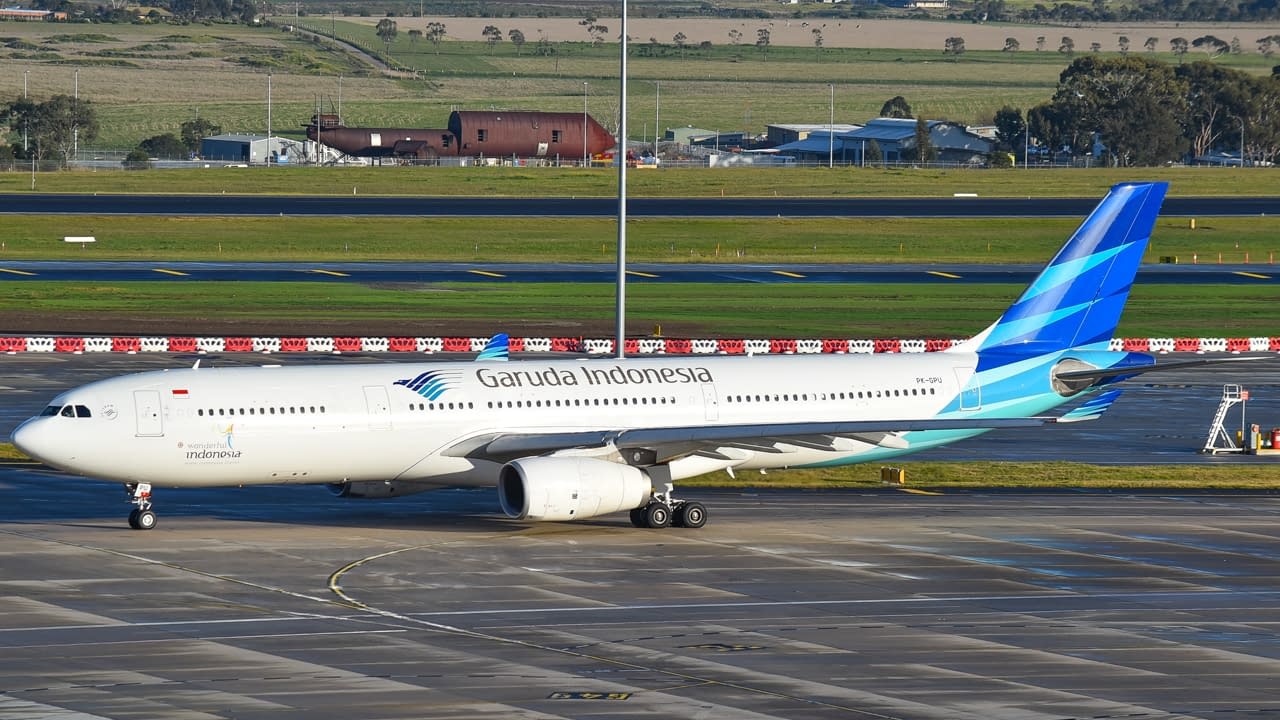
[11,418,56,464]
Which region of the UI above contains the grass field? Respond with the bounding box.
[3,166,1275,198]
[0,213,1274,264]
[4,17,1278,149]
[2,281,1276,338]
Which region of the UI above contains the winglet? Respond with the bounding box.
[1054,389,1123,423]
[475,333,510,362]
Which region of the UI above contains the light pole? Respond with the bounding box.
[582,81,588,167]
[1234,115,1246,168]
[267,72,273,166]
[615,0,628,358]
[1023,116,1029,170]
[23,70,28,153]
[654,80,660,155]
[827,83,834,168]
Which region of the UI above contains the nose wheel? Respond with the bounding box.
[125,483,157,530]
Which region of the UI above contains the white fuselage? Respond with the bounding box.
[12,352,999,489]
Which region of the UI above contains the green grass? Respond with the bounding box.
[0,213,1273,264]
[684,461,1280,488]
[1,281,1276,338]
[5,166,1277,198]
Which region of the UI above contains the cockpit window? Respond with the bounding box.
[75,405,91,418]
[40,404,91,418]
[60,406,75,417]
[41,405,60,416]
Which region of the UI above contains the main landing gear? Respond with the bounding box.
[628,483,707,529]
[125,482,157,530]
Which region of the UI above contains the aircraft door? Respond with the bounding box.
[952,367,981,411]
[133,390,163,437]
[702,384,719,421]
[363,385,392,430]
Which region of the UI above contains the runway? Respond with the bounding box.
[2,193,1276,217]
[5,354,1280,719]
[2,260,1276,285]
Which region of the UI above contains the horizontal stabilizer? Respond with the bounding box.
[1056,355,1273,383]
[1055,390,1123,423]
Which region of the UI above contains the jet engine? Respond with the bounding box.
[498,456,651,522]
[327,480,436,499]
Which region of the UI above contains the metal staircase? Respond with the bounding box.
[1202,384,1247,454]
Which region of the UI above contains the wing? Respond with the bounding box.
[447,398,1120,464]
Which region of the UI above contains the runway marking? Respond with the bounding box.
[898,488,944,496]
[468,269,506,278]
[152,268,189,277]
[307,269,350,277]
[0,268,37,276]
[927,271,962,279]
[626,270,659,278]
[1232,271,1271,280]
[772,270,806,279]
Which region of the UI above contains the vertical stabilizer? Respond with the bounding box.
[965,182,1168,355]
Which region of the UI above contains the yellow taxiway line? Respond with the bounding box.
[898,488,944,496]
[0,268,37,276]
[627,270,659,278]
[308,269,350,277]
[927,271,963,279]
[468,269,506,278]
[1233,271,1271,280]
[153,268,190,277]
[771,270,806,279]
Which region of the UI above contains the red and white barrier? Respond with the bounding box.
[1,336,1278,355]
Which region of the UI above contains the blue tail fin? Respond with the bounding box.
[970,182,1168,355]
[475,333,510,362]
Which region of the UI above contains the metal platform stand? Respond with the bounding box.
[1201,384,1248,454]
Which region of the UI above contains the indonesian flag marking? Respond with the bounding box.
[171,389,189,397]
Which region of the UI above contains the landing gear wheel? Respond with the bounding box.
[643,502,672,529]
[629,507,647,528]
[674,501,707,529]
[128,508,140,529]
[133,509,157,531]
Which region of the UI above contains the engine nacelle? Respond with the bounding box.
[498,456,651,522]
[327,480,436,499]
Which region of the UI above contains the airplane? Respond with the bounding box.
[10,181,1243,531]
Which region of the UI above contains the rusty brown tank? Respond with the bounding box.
[305,111,615,160]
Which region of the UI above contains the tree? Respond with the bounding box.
[407,28,421,43]
[1119,36,1130,54]
[139,133,186,159]
[1051,55,1190,165]
[1090,42,1102,53]
[756,27,770,57]
[1192,35,1229,58]
[10,95,98,169]
[1170,37,1189,62]
[579,15,606,45]
[864,139,882,166]
[508,28,525,55]
[180,118,221,152]
[1059,36,1075,55]
[375,18,397,52]
[1176,61,1253,160]
[728,28,742,45]
[1035,36,1046,51]
[425,21,446,54]
[1259,35,1280,58]
[481,24,502,52]
[880,95,912,118]
[993,105,1026,156]
[910,117,936,164]
[812,27,823,55]
[1144,37,1158,53]
[944,36,965,56]
[673,31,687,58]
[122,148,150,170]
[1028,102,1069,163]
[1003,37,1020,52]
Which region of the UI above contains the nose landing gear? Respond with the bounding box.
[125,483,156,530]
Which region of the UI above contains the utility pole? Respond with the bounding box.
[828,83,834,168]
[654,80,660,155]
[72,69,78,163]
[582,81,589,167]
[615,0,628,358]
[23,70,28,153]
[267,72,272,166]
